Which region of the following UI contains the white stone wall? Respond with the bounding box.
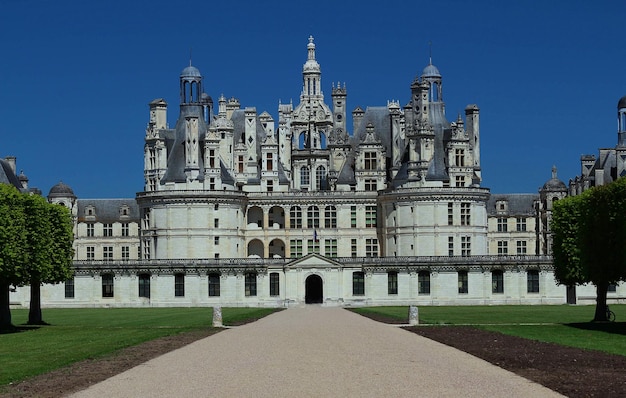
[15,263,616,309]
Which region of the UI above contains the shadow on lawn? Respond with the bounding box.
[0,325,41,335]
[565,321,626,335]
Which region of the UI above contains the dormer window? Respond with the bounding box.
[119,205,131,219]
[496,200,508,215]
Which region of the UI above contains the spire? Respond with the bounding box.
[552,165,557,180]
[307,35,316,61]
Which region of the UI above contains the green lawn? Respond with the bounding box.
[351,305,626,356]
[0,307,278,386]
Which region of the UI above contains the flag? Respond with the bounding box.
[314,229,318,242]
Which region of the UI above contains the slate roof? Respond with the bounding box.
[0,158,22,189]
[77,199,140,222]
[486,194,539,216]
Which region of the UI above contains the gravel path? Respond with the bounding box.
[69,306,563,398]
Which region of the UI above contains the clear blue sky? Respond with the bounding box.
[1,0,625,198]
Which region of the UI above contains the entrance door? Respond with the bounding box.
[305,275,323,304]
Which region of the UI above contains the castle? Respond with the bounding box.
[8,37,615,308]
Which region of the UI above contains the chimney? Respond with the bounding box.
[4,156,16,174]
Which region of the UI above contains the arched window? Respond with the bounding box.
[316,166,327,190]
[290,206,302,229]
[320,132,327,149]
[324,205,337,228]
[300,166,310,187]
[307,206,320,229]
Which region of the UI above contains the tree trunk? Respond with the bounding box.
[27,280,46,325]
[0,282,14,331]
[593,282,609,322]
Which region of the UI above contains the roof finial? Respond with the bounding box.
[552,165,558,179]
[428,40,433,65]
[189,47,192,67]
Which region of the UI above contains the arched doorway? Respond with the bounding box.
[305,274,323,304]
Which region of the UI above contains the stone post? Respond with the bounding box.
[408,305,419,326]
[213,306,223,327]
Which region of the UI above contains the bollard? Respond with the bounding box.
[408,305,419,326]
[212,306,223,327]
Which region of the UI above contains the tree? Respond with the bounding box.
[0,186,74,330]
[0,184,28,331]
[552,177,626,321]
[23,194,74,325]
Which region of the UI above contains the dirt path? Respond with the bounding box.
[68,306,562,398]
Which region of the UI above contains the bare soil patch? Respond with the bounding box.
[408,326,626,398]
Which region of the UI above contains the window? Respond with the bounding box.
[245,272,257,296]
[458,271,468,294]
[307,239,320,255]
[267,180,273,192]
[364,151,377,170]
[527,270,539,293]
[448,236,454,256]
[300,166,310,187]
[517,240,527,255]
[461,236,471,257]
[455,149,465,166]
[460,203,470,226]
[121,246,129,259]
[103,246,113,260]
[365,238,378,257]
[388,271,398,295]
[214,236,219,245]
[497,218,508,232]
[447,202,453,225]
[364,179,377,191]
[266,153,273,171]
[87,246,95,260]
[497,241,508,255]
[455,176,465,187]
[102,274,114,298]
[516,217,527,232]
[492,270,504,293]
[351,238,357,258]
[65,277,75,299]
[324,206,337,228]
[351,206,357,228]
[608,284,617,293]
[270,272,280,296]
[290,206,302,229]
[122,223,129,237]
[365,206,377,228]
[316,166,326,190]
[209,273,221,296]
[325,239,337,258]
[352,272,365,295]
[418,271,430,295]
[103,223,113,237]
[214,218,219,228]
[290,239,303,258]
[238,155,244,173]
[138,274,150,298]
[87,223,94,237]
[307,206,320,229]
[175,273,185,297]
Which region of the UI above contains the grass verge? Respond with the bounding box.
[350,304,626,356]
[0,307,279,386]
